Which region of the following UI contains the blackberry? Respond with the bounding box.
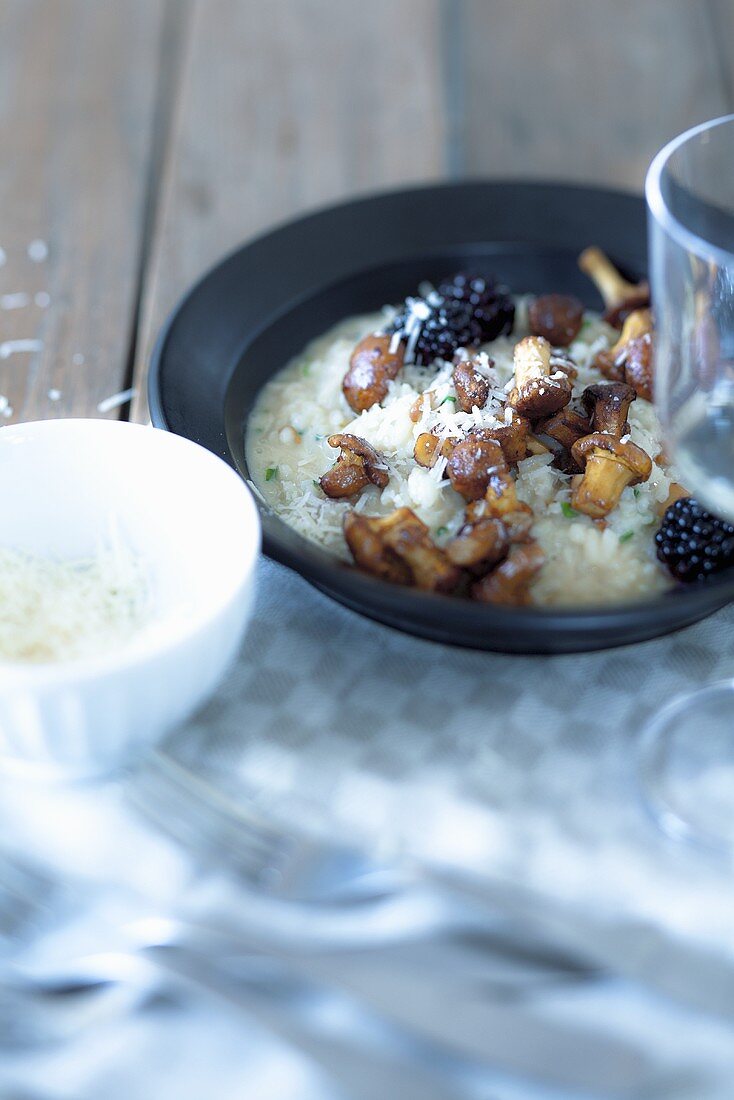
[388,273,515,367]
[655,497,734,582]
[437,273,515,343]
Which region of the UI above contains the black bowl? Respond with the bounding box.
[149,181,734,653]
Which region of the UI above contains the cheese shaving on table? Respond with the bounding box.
[0,339,43,359]
[27,239,49,262]
[97,388,136,414]
[0,292,31,310]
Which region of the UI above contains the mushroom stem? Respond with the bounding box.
[595,311,655,398]
[578,247,646,308]
[571,451,637,517]
[479,469,534,542]
[615,308,653,347]
[571,433,652,517]
[514,335,552,387]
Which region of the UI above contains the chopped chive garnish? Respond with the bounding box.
[441,395,457,406]
[633,487,641,498]
[265,466,278,481]
[619,530,634,543]
[436,526,449,537]
[312,479,321,489]
[561,501,578,518]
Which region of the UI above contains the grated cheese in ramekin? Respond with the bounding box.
[0,543,149,663]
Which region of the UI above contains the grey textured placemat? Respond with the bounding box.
[162,558,734,969]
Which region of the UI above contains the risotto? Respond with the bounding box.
[247,257,681,607]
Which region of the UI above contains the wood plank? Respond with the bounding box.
[458,0,731,189]
[0,0,168,422]
[130,0,447,422]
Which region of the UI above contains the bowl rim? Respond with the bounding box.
[147,179,734,645]
[0,419,260,687]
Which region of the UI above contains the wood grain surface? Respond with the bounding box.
[129,0,447,421]
[0,0,167,422]
[1,0,733,423]
[458,0,731,185]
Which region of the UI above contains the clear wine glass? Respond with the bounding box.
[640,115,734,855]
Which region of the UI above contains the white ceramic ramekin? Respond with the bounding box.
[0,420,260,777]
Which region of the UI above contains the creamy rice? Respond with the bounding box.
[247,298,675,606]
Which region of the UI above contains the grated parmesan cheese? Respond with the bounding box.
[246,299,675,605]
[0,544,149,663]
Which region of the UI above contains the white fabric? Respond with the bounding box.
[3,556,734,1097]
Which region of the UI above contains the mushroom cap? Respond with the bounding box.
[470,414,530,464]
[342,334,405,413]
[326,433,390,487]
[581,381,636,436]
[536,406,590,445]
[319,463,371,499]
[446,436,506,501]
[529,294,584,346]
[343,511,412,585]
[572,433,652,481]
[446,516,509,571]
[344,507,461,593]
[413,432,454,469]
[535,406,590,472]
[622,332,654,402]
[452,356,491,412]
[509,374,572,419]
[471,541,545,605]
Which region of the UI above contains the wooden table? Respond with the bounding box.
[1,0,733,426]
